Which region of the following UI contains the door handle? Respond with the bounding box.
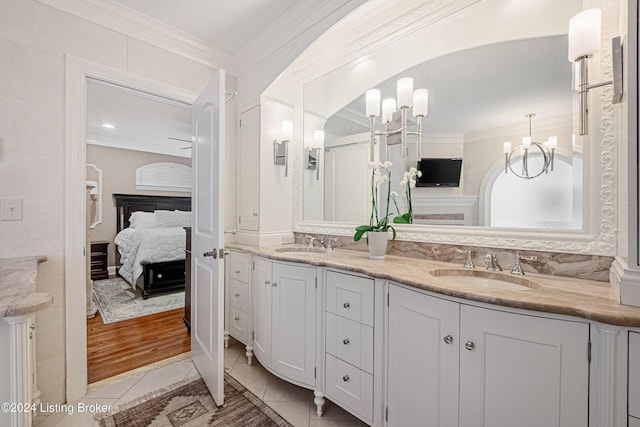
[203,248,218,258]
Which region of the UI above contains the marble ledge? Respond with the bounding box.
[228,244,640,328]
[0,256,53,317]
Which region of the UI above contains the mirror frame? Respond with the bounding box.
[291,0,618,256]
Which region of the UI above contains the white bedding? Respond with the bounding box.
[115,227,186,287]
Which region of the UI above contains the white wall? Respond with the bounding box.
[0,0,237,405]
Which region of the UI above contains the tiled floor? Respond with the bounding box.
[34,340,367,426]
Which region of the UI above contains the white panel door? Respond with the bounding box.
[238,106,259,231]
[191,70,226,406]
[387,284,460,427]
[252,257,272,367]
[271,262,317,386]
[459,305,589,427]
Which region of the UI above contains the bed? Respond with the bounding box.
[113,194,191,299]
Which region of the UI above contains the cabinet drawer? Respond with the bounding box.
[630,332,640,418]
[325,354,373,423]
[326,271,374,326]
[326,313,373,374]
[229,277,249,312]
[228,251,250,283]
[229,306,248,344]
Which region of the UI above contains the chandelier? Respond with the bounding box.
[503,113,557,180]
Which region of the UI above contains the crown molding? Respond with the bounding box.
[36,0,237,74]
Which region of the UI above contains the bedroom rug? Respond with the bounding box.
[93,278,184,324]
[96,374,293,427]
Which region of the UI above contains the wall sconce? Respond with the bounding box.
[568,8,623,136]
[274,120,292,176]
[306,130,323,181]
[503,113,556,180]
[365,77,428,161]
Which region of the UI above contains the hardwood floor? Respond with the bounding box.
[87,308,191,384]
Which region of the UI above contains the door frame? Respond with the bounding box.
[64,55,197,402]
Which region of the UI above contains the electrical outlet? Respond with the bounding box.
[1,198,23,221]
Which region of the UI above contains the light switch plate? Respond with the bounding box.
[1,198,23,221]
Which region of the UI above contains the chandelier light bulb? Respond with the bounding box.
[412,88,429,117]
[522,136,531,150]
[503,142,512,154]
[382,98,396,123]
[547,136,558,149]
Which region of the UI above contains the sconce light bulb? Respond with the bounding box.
[365,89,381,117]
[397,77,413,108]
[382,98,396,123]
[412,88,429,117]
[314,130,325,146]
[568,8,601,61]
[281,120,293,141]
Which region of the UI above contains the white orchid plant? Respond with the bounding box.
[354,161,397,241]
[393,166,422,224]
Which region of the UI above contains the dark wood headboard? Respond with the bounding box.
[113,193,192,233]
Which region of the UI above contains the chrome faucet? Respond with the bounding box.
[304,235,317,248]
[484,254,502,271]
[456,248,475,269]
[511,255,537,275]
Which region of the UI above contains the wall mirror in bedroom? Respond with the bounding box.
[84,78,194,385]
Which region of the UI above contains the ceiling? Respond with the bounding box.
[111,0,301,53]
[86,80,192,158]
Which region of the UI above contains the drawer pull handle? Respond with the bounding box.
[343,302,350,309]
[443,335,454,344]
[465,341,475,351]
[265,280,271,285]
[234,317,240,321]
[342,375,350,382]
[343,338,350,345]
[235,293,240,297]
[235,270,240,274]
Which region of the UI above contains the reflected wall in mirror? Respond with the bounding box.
[301,0,591,231]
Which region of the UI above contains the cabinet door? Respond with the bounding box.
[459,305,589,427]
[271,262,317,387]
[238,107,259,231]
[252,257,272,366]
[387,284,460,427]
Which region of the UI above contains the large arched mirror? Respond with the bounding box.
[293,0,619,255]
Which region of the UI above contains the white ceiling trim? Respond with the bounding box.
[36,0,237,74]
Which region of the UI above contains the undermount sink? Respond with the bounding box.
[428,269,539,291]
[275,247,326,254]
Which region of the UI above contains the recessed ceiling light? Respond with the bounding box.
[101,123,115,129]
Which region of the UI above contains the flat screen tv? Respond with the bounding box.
[416,158,463,187]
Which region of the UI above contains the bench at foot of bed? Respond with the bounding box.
[140,260,186,299]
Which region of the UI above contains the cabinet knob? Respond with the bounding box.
[235,293,240,297]
[157,273,163,279]
[343,302,350,309]
[342,375,350,382]
[465,341,475,351]
[235,317,240,321]
[443,335,454,344]
[265,280,271,285]
[236,270,240,274]
[273,282,277,287]
[343,338,350,345]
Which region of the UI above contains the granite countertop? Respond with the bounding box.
[0,256,53,317]
[229,244,640,328]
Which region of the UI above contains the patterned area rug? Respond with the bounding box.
[96,374,293,427]
[93,278,184,324]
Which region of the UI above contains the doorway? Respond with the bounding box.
[84,79,193,383]
[65,55,198,402]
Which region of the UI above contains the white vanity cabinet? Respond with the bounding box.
[0,313,39,427]
[224,250,251,355]
[629,332,640,424]
[252,257,317,387]
[387,283,589,427]
[324,270,375,424]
